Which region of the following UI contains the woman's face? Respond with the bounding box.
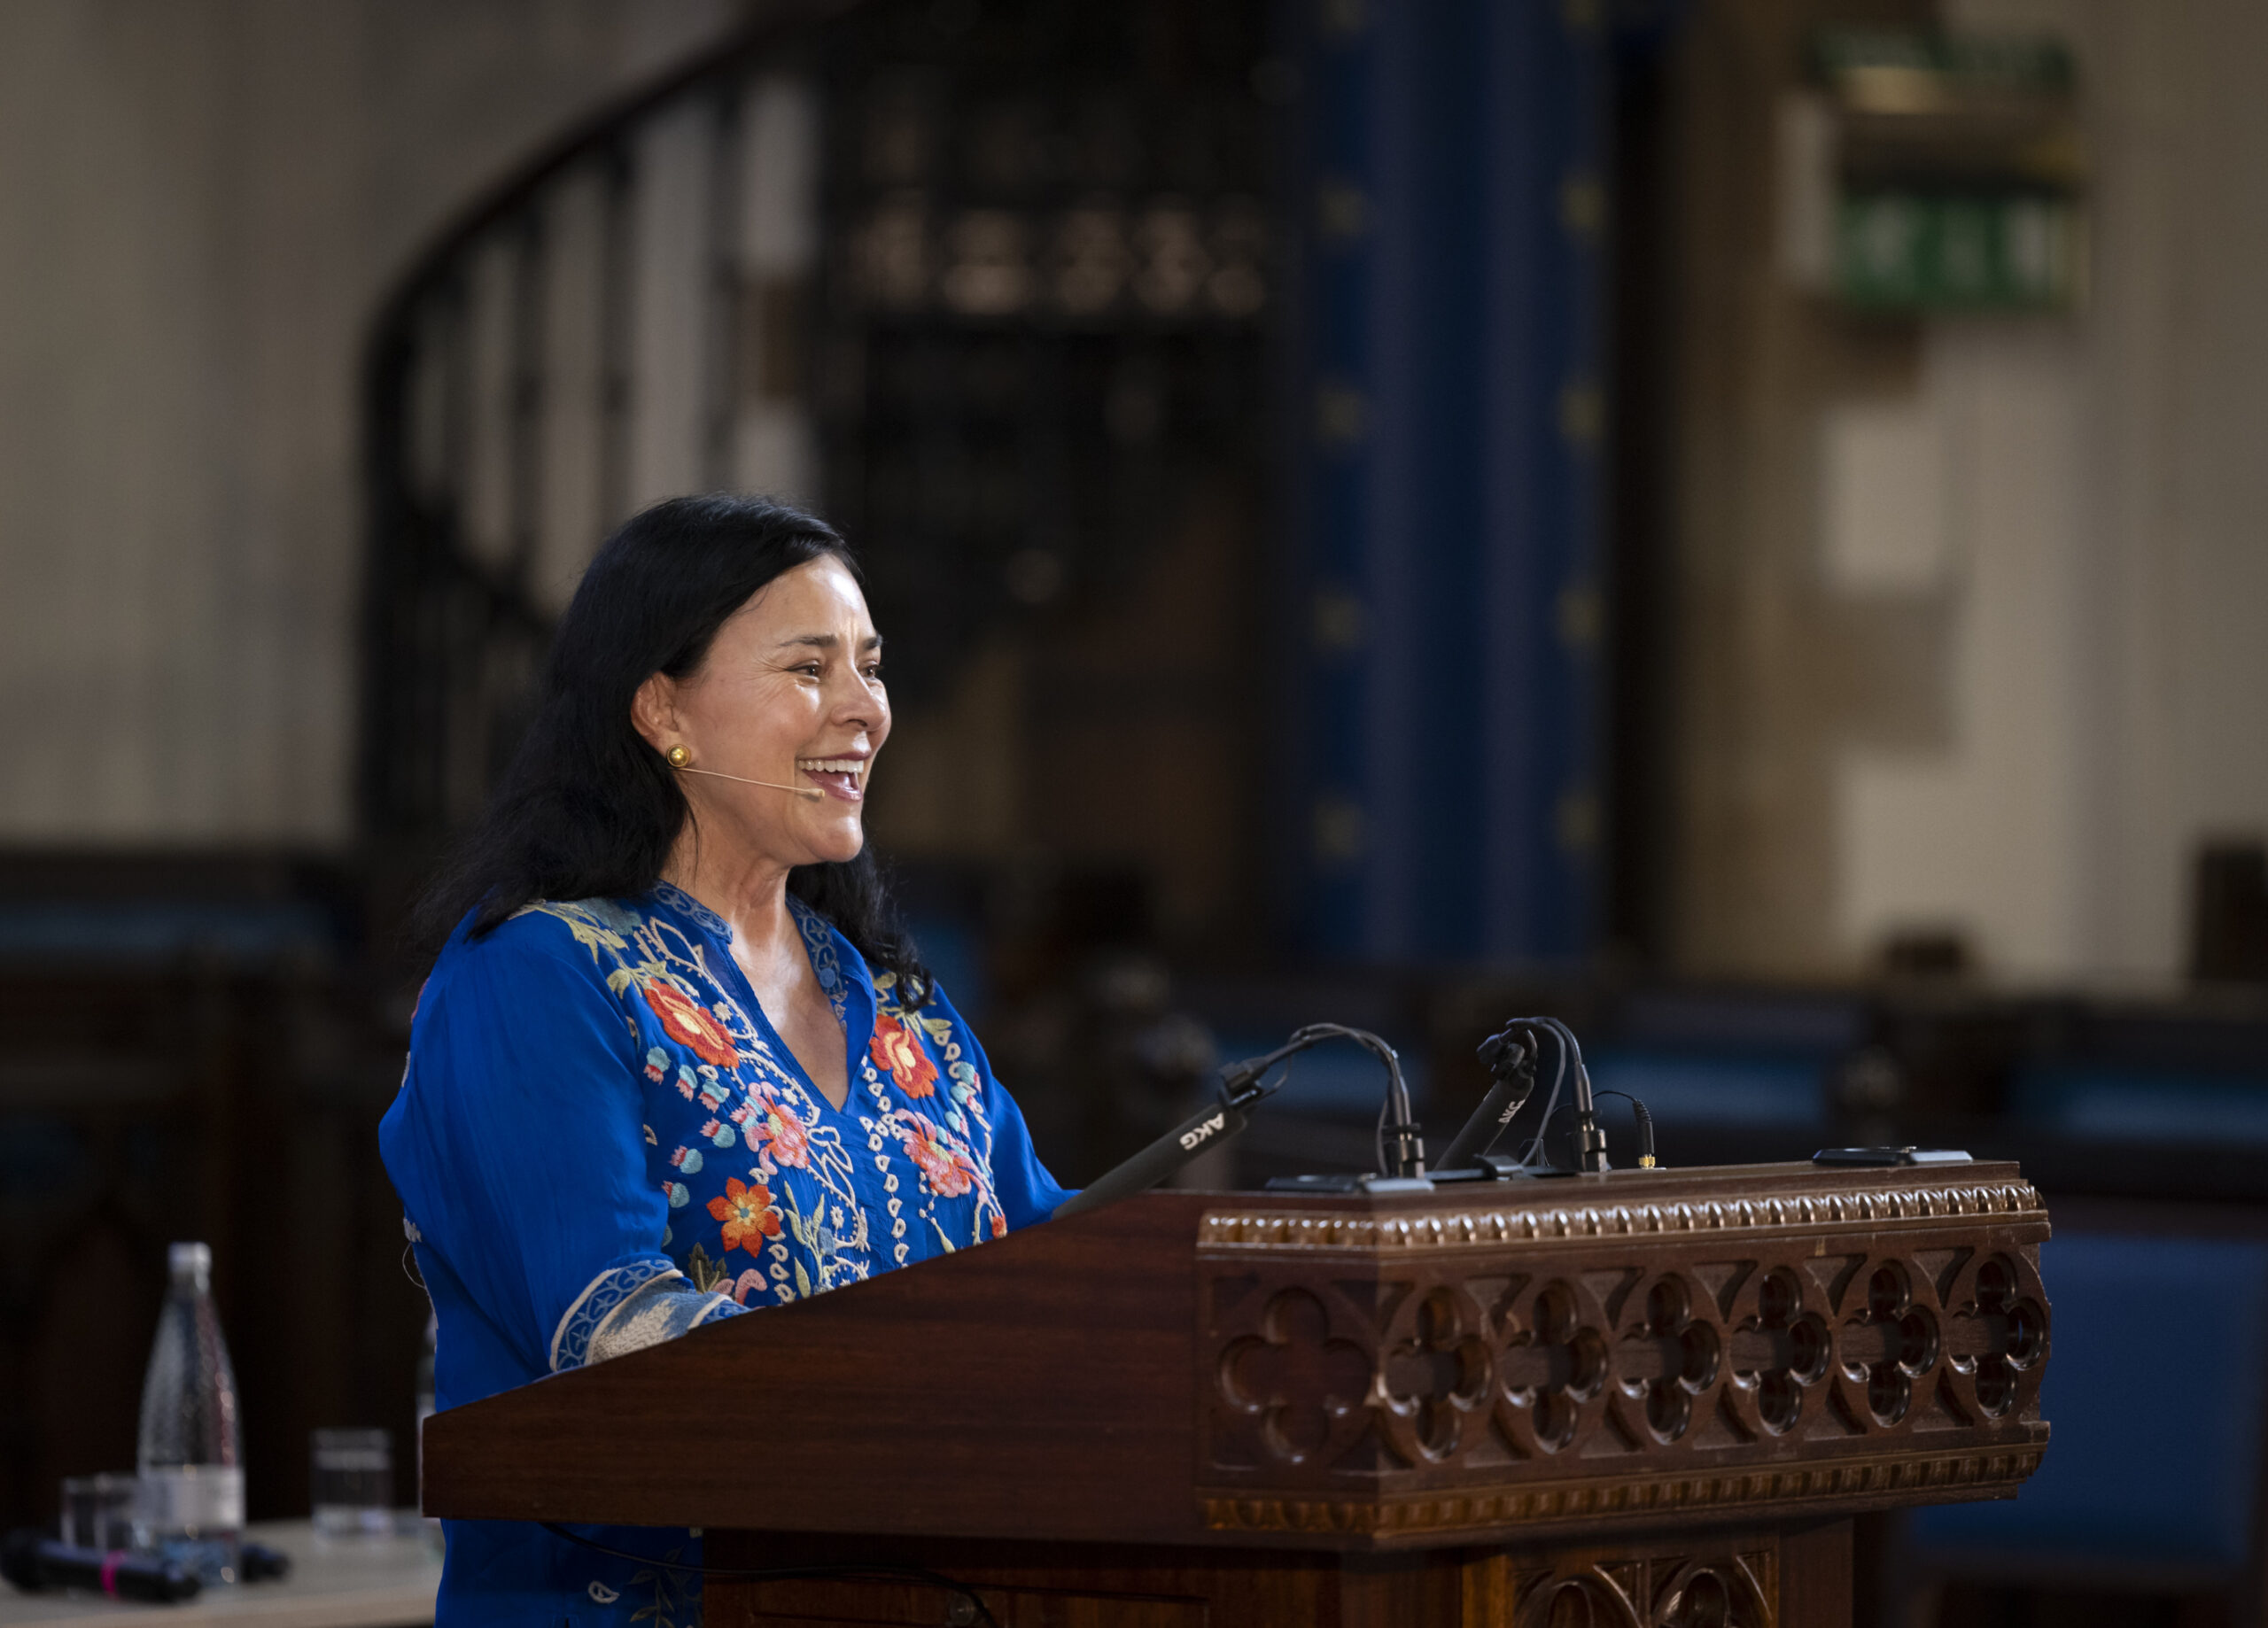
[635,555,889,872]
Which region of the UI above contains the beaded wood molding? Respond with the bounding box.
[1197,1177,2046,1255]
[1193,1163,2052,1541]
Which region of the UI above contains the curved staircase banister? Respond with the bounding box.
[367,0,856,345]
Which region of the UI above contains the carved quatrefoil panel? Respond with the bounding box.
[1202,1237,2047,1480]
[1495,1275,1616,1458]
[1216,1286,1373,1468]
[1723,1267,1832,1438]
[1939,1250,2049,1423]
[1379,1283,1495,1463]
[1612,1272,1726,1446]
[1830,1258,1940,1429]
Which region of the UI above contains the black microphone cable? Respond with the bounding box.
[1278,1022,1423,1178]
[1058,1020,1426,1213]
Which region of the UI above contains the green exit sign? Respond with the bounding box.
[1837,190,2083,311]
[1806,27,2085,314]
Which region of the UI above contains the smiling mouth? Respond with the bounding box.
[795,756,868,802]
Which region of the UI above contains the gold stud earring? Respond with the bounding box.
[666,745,692,768]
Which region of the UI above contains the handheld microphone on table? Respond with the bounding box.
[2,1531,202,1602]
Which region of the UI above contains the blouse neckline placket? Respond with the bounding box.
[649,886,870,1122]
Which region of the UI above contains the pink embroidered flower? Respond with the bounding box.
[897,1113,978,1198]
[748,1098,811,1171]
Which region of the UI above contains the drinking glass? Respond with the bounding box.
[309,1428,393,1536]
[60,1473,139,1551]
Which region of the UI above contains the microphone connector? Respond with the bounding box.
[1383,1120,1427,1181]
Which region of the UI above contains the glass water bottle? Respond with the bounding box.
[135,1242,244,1584]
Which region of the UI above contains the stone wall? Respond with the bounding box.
[0,0,742,844]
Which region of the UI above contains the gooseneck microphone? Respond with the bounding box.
[1052,1024,1426,1218]
[1433,1023,1538,1172]
[1434,1016,1636,1175]
[2,1531,202,1602]
[1051,1050,1290,1220]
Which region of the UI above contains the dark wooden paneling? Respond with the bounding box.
[1781,1521,1853,1628]
[424,1190,1215,1541]
[703,1523,1847,1625]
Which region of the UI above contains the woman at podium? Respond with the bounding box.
[379,495,1070,1626]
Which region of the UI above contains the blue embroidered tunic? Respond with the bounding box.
[377,883,1068,1628]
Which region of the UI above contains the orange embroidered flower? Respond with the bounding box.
[989,1212,1006,1240]
[867,1018,938,1097]
[748,1098,811,1171]
[705,1176,781,1255]
[897,1114,978,1198]
[643,979,737,1067]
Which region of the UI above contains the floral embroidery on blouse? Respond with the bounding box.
[708,1176,783,1255]
[897,1112,979,1198]
[641,978,738,1066]
[870,1016,939,1097]
[511,886,1008,1301]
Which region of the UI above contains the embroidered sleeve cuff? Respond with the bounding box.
[551,1259,746,1372]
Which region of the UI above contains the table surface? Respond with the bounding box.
[0,1520,442,1628]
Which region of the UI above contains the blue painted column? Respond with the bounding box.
[1282,0,1609,964]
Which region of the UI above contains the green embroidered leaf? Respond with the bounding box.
[794,1259,812,1299]
[776,1189,814,1250]
[606,967,637,995]
[686,1243,726,1293]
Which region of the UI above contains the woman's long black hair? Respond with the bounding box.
[412,493,930,1004]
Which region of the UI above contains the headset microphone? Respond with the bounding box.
[672,765,826,801]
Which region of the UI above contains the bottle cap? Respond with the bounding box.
[167,1242,213,1275]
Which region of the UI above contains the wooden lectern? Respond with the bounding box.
[424,1161,2050,1626]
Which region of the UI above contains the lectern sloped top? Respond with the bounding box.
[422,1160,2049,1551]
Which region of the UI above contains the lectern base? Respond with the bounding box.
[704,1518,1852,1626]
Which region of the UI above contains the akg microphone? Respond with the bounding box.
[1052,1089,1255,1219]
[2,1531,202,1602]
[1052,1039,1308,1220]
